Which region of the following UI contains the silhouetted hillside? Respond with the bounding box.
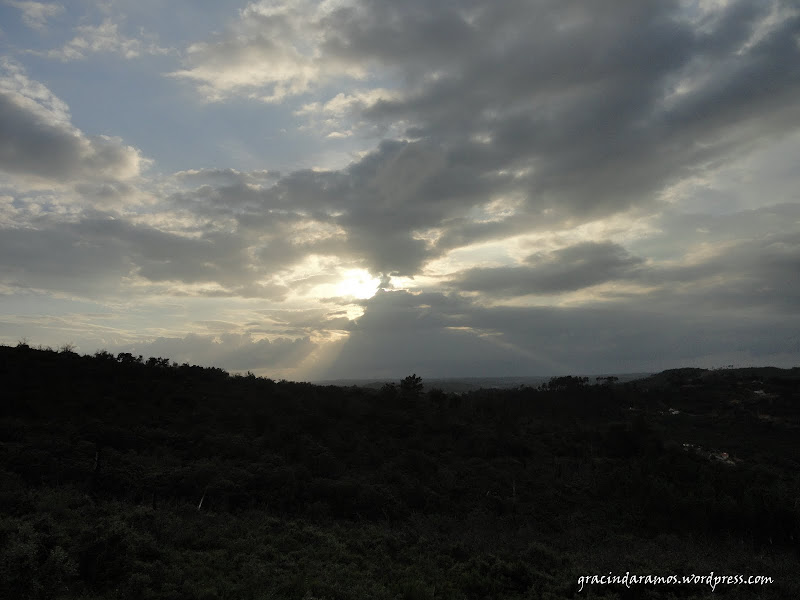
[1,343,798,599]
[314,373,651,394]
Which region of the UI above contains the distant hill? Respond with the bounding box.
[314,372,652,393]
[637,365,800,389]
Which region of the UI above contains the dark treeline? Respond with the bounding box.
[1,343,799,599]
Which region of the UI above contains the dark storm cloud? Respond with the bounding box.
[343,288,471,333]
[0,216,290,298]
[325,139,506,275]
[634,203,800,259]
[169,0,800,280]
[324,288,800,378]
[325,290,537,377]
[448,230,800,313]
[464,301,799,373]
[169,139,506,276]
[450,242,644,296]
[327,0,800,222]
[634,232,800,314]
[6,136,495,297]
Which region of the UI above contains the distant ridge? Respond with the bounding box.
[637,365,800,389]
[313,373,653,393]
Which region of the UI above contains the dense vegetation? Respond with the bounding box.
[1,344,798,599]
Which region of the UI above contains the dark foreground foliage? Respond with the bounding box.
[1,344,799,599]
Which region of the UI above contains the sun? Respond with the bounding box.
[335,269,380,299]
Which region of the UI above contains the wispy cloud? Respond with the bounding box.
[6,1,63,31]
[169,0,368,102]
[42,18,170,61]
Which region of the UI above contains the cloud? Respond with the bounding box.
[635,231,800,314]
[446,224,800,317]
[0,59,145,183]
[0,213,297,299]
[170,0,366,102]
[450,241,644,297]
[6,1,63,31]
[295,88,403,138]
[322,289,539,378]
[325,1,799,223]
[174,1,799,281]
[163,2,800,282]
[42,18,170,61]
[165,138,512,278]
[126,332,317,374]
[173,168,279,187]
[0,220,132,296]
[2,1,799,376]
[322,288,800,378]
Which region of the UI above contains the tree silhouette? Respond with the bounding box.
[400,373,423,398]
[546,375,588,391]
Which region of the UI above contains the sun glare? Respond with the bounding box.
[335,269,380,299]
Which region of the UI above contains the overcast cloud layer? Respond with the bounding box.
[1,0,798,378]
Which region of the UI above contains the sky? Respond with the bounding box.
[0,0,799,380]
